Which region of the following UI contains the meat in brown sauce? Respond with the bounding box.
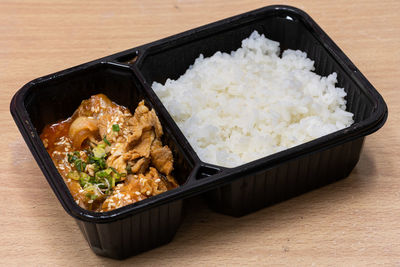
[40,94,178,212]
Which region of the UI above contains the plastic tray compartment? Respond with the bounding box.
[10,5,387,259]
[10,63,197,258]
[135,5,387,216]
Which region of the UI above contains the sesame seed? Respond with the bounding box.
[155,179,161,183]
[88,199,93,204]
[42,138,48,148]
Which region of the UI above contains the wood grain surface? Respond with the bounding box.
[1,0,399,266]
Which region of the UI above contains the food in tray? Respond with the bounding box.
[40,94,178,212]
[152,31,355,167]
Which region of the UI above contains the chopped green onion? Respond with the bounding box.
[84,185,100,199]
[85,193,98,200]
[108,166,124,181]
[93,163,100,173]
[97,182,107,189]
[95,168,112,180]
[67,153,78,163]
[112,124,120,132]
[97,158,106,169]
[93,145,106,159]
[69,134,124,197]
[67,171,80,181]
[112,171,121,179]
[74,159,86,172]
[79,172,90,187]
[88,154,106,170]
[80,172,89,179]
[103,136,111,146]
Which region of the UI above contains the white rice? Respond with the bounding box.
[152,31,354,167]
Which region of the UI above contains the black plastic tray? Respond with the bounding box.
[10,5,387,259]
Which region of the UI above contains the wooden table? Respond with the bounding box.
[1,0,399,265]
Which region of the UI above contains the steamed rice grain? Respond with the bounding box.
[152,31,354,167]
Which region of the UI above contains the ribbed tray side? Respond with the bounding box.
[205,138,364,217]
[75,200,183,259]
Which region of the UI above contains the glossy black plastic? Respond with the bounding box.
[10,5,387,259]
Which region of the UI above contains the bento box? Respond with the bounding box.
[10,5,387,259]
